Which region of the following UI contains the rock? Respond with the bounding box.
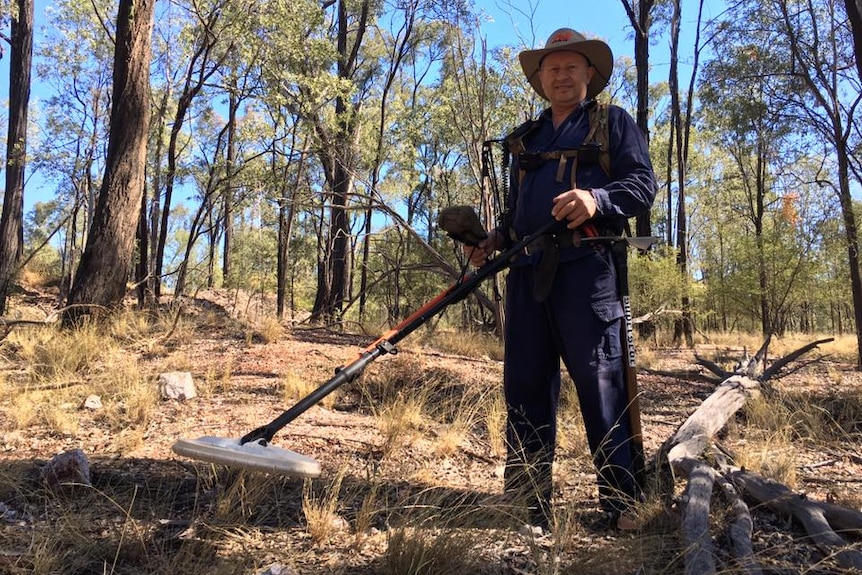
[158,372,197,401]
[40,448,92,492]
[81,395,102,410]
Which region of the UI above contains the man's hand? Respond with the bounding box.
[466,228,501,267]
[551,188,597,229]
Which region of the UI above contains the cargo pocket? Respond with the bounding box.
[592,300,624,361]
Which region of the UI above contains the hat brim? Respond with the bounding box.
[519,40,613,101]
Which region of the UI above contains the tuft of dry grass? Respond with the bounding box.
[381,526,478,575]
[417,328,503,361]
[200,356,234,397]
[252,316,284,344]
[483,388,508,457]
[556,377,588,455]
[352,479,382,546]
[302,472,346,543]
[8,323,108,384]
[378,396,426,456]
[280,368,332,408]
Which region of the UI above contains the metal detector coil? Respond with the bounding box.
[172,436,321,477]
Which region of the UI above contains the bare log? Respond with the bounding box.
[711,470,763,575]
[818,501,862,534]
[677,457,717,575]
[663,375,761,465]
[660,338,858,574]
[729,469,862,570]
[660,375,763,575]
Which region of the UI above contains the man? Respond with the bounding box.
[468,28,656,531]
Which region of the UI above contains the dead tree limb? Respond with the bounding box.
[761,337,834,381]
[660,374,762,575]
[659,338,857,575]
[663,375,762,465]
[693,354,732,380]
[677,457,717,574]
[728,469,862,571]
[715,472,763,575]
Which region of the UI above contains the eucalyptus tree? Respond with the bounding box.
[151,0,240,299]
[30,0,115,302]
[667,0,708,346]
[699,14,799,336]
[355,0,431,324]
[170,15,265,298]
[63,0,156,325]
[306,0,375,323]
[769,0,862,366]
[171,105,230,297]
[0,0,33,314]
[847,0,862,79]
[619,0,671,238]
[248,0,338,319]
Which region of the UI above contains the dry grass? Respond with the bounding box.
[1,296,859,574]
[417,328,504,361]
[483,389,508,457]
[280,368,332,408]
[251,316,284,344]
[381,526,478,575]
[302,472,346,543]
[697,331,856,363]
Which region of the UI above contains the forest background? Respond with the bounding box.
[0,0,861,361]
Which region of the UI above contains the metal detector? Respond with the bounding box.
[172,208,656,477]
[173,207,552,476]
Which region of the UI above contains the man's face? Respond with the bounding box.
[538,51,594,107]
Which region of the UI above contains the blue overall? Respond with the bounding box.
[499,99,656,516]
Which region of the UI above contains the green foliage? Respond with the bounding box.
[11,0,860,344]
[628,245,687,331]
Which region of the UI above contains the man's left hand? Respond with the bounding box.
[551,188,597,229]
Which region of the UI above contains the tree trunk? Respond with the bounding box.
[620,0,655,238]
[135,182,149,308]
[63,0,155,325]
[835,147,862,369]
[845,0,862,80]
[310,0,370,324]
[222,89,237,287]
[669,0,693,346]
[276,133,307,320]
[153,8,226,298]
[0,0,34,315]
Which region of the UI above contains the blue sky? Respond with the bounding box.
[2,0,715,215]
[479,0,726,72]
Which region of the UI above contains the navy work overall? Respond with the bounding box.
[500,98,656,517]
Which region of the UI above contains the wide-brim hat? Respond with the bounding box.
[519,28,613,101]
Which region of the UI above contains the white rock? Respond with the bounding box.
[158,372,197,401]
[82,395,103,410]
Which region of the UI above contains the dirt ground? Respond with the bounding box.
[1,292,861,574]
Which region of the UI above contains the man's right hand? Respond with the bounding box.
[466,229,501,267]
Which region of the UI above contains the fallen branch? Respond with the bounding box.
[657,336,849,575]
[728,469,862,571]
[715,472,763,575]
[660,374,762,575]
[761,337,834,381]
[677,457,717,575]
